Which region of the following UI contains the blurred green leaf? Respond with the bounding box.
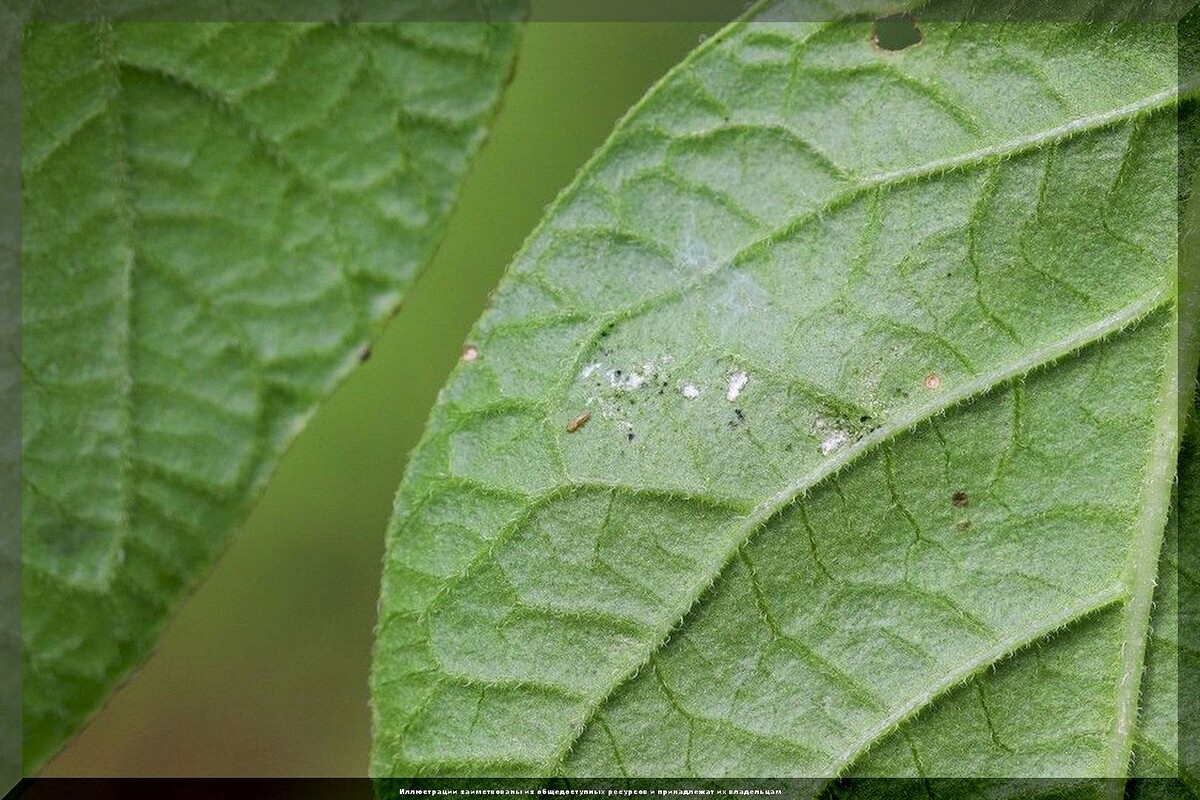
[371,3,1191,787]
[22,17,522,770]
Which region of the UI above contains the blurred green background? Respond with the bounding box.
[41,21,717,777]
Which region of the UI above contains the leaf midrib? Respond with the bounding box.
[1101,298,1177,792]
[94,21,137,592]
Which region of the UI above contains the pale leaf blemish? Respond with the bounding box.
[604,356,673,392]
[812,415,851,455]
[726,371,748,402]
[677,210,712,271]
[581,362,602,380]
[461,345,479,362]
[820,429,850,455]
[608,368,649,391]
[681,383,701,400]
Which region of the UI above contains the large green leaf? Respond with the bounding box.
[371,4,1194,787]
[22,17,522,770]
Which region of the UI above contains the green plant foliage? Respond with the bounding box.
[21,17,522,770]
[371,4,1195,788]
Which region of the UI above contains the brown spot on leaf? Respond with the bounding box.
[952,491,969,508]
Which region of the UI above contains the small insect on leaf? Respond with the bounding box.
[566,412,591,433]
[952,491,969,508]
[924,372,941,390]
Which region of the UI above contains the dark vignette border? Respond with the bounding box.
[0,777,1197,799]
[1,0,1196,795]
[1178,7,1200,800]
[1,0,20,796]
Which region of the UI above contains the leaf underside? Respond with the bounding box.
[371,4,1192,789]
[21,17,522,769]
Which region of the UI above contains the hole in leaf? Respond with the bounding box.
[872,13,922,51]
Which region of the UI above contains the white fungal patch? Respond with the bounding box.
[681,383,700,400]
[726,371,748,402]
[820,430,850,455]
[581,362,602,379]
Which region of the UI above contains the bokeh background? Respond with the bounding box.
[41,21,717,777]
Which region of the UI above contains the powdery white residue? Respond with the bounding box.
[604,356,673,392]
[676,211,712,272]
[607,368,649,391]
[581,362,602,379]
[681,384,700,400]
[820,430,850,455]
[726,371,748,402]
